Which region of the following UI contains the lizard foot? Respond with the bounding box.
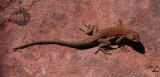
[119,45,129,53]
[94,48,111,60]
[78,27,93,35]
[78,20,95,35]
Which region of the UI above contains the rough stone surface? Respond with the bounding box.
[0,0,160,77]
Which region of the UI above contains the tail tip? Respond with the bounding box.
[13,48,18,51]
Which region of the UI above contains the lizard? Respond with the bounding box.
[13,20,140,57]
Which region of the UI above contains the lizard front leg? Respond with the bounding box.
[79,20,99,35]
[94,39,111,60]
[116,36,129,53]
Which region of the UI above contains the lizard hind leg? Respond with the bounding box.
[94,39,112,60]
[79,20,99,35]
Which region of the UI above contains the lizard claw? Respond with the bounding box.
[94,49,99,54]
[82,20,90,28]
[78,27,85,32]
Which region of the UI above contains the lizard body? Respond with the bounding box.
[13,21,140,53]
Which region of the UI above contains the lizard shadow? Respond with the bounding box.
[117,39,145,54]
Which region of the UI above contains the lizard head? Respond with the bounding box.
[127,31,140,42]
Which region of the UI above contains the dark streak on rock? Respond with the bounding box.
[9,8,31,26]
[52,12,66,22]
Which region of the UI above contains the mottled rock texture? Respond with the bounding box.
[0,0,160,77]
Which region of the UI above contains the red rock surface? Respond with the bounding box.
[0,0,160,77]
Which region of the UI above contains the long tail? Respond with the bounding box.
[13,39,97,51]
